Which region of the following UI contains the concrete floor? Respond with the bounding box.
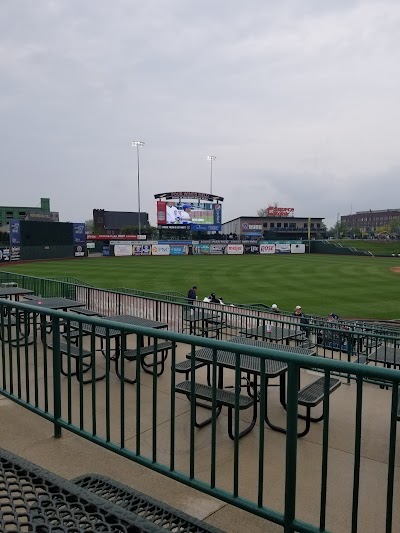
[0,327,399,533]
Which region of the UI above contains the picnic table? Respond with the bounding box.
[0,447,163,532]
[367,345,400,369]
[0,287,34,300]
[178,336,319,437]
[62,314,170,384]
[182,308,216,335]
[23,296,86,311]
[239,324,303,344]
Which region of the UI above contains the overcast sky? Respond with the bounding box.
[1,0,400,228]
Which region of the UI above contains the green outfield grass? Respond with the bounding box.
[330,239,400,254]
[2,254,400,320]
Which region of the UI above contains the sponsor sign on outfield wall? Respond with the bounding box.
[74,245,86,257]
[226,244,244,254]
[152,244,170,256]
[193,244,210,255]
[170,245,189,255]
[133,245,152,256]
[210,244,226,255]
[244,245,260,254]
[275,243,291,253]
[0,248,10,262]
[291,243,306,253]
[260,244,276,254]
[114,244,133,257]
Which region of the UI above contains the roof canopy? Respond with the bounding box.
[154,191,224,202]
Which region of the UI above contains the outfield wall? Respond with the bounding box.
[109,241,306,257]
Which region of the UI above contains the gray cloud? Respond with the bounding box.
[1,0,400,228]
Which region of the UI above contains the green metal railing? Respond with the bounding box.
[0,298,399,532]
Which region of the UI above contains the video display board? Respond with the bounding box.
[157,201,221,231]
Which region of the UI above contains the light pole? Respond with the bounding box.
[207,155,216,194]
[336,212,340,239]
[132,141,145,235]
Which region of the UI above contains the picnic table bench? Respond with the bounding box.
[116,341,173,383]
[47,341,106,384]
[73,473,223,533]
[176,380,256,439]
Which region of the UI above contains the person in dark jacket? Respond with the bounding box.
[187,286,197,303]
[293,305,310,338]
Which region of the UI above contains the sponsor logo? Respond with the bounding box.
[226,244,244,254]
[241,223,263,231]
[260,244,276,254]
[152,245,170,256]
[266,207,294,217]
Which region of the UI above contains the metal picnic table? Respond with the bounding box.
[239,324,303,344]
[188,336,315,433]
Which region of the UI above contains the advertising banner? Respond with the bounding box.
[170,245,189,255]
[141,244,151,256]
[213,203,222,226]
[275,243,291,253]
[10,246,20,261]
[102,246,110,256]
[266,207,294,217]
[244,244,260,254]
[152,244,170,256]
[74,245,86,257]
[241,222,263,233]
[226,244,244,255]
[291,243,306,254]
[88,235,146,241]
[73,223,86,244]
[260,244,276,254]
[0,248,11,262]
[114,244,133,256]
[210,244,226,255]
[157,201,167,224]
[133,244,152,256]
[193,244,210,255]
[9,220,21,246]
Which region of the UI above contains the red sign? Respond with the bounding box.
[157,201,167,224]
[267,207,294,217]
[87,235,143,240]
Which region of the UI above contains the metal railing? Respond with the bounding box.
[0,298,399,532]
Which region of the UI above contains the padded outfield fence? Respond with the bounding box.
[0,285,400,531]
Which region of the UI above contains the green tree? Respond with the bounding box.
[85,219,94,233]
[389,218,400,236]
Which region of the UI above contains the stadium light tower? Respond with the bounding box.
[132,141,145,235]
[207,155,216,194]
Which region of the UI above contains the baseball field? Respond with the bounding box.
[2,254,400,320]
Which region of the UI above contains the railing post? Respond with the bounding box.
[284,363,298,533]
[52,316,62,438]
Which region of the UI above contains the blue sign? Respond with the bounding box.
[73,223,86,244]
[170,245,189,255]
[191,224,221,232]
[10,220,21,245]
[213,204,222,225]
[102,246,110,256]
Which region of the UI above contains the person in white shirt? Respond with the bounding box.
[180,205,192,224]
[166,202,179,224]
